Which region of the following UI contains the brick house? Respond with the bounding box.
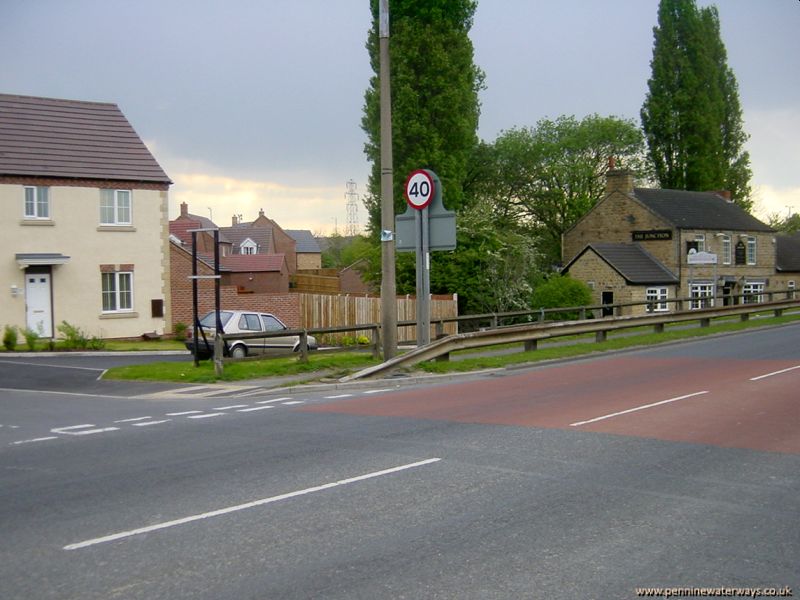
[0,93,172,339]
[562,168,782,314]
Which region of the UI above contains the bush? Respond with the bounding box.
[3,325,18,351]
[531,275,593,321]
[173,322,188,342]
[57,321,89,350]
[22,327,39,351]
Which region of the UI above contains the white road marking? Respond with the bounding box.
[212,404,249,410]
[256,397,292,404]
[64,458,442,551]
[0,359,103,372]
[132,420,172,427]
[165,410,204,416]
[236,406,275,412]
[282,401,305,406]
[233,389,268,398]
[324,394,353,399]
[363,389,393,395]
[569,391,709,427]
[12,436,59,445]
[114,417,152,423]
[749,364,800,381]
[51,424,120,436]
[187,413,225,419]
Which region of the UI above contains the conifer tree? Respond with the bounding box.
[641,0,752,210]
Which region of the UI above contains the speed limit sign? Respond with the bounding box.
[404,169,435,210]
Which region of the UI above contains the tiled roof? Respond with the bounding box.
[169,220,203,245]
[220,226,273,254]
[0,93,171,183]
[633,188,772,232]
[286,229,321,253]
[776,233,800,272]
[567,242,679,284]
[220,253,286,272]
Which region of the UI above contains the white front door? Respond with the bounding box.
[26,273,52,337]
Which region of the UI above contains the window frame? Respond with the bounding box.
[101,271,134,313]
[742,281,764,305]
[746,236,757,265]
[720,234,731,265]
[100,189,133,225]
[24,186,50,219]
[690,283,715,310]
[645,287,669,313]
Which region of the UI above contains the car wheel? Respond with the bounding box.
[230,345,247,359]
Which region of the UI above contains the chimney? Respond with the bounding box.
[714,190,733,203]
[232,214,238,226]
[258,208,265,218]
[605,158,634,196]
[180,201,188,217]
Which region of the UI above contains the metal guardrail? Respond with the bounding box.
[340,298,800,381]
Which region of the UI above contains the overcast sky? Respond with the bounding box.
[3,0,798,233]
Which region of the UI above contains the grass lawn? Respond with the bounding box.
[99,311,800,384]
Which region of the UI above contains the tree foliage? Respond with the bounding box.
[361,0,485,236]
[530,275,593,321]
[469,115,648,269]
[641,0,752,209]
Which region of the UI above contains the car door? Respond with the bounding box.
[260,314,294,351]
[237,312,266,355]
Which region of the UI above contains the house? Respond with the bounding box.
[562,167,780,314]
[774,232,800,297]
[0,93,172,339]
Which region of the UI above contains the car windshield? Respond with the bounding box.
[198,311,234,328]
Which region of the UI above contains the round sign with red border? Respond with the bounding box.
[404,169,435,210]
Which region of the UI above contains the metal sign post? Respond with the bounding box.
[398,169,456,347]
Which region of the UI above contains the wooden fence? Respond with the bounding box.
[297,293,459,343]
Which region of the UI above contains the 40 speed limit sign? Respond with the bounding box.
[404,169,435,210]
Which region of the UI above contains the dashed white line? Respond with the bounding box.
[282,401,305,406]
[324,394,353,400]
[363,389,393,395]
[51,424,120,436]
[749,364,800,381]
[570,391,709,427]
[256,397,293,404]
[64,458,442,551]
[165,410,204,416]
[132,420,172,427]
[114,416,152,423]
[236,406,275,413]
[212,404,249,410]
[187,413,225,420]
[12,436,58,445]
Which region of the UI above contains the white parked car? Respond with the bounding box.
[186,310,317,359]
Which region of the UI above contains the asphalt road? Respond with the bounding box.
[1,326,798,599]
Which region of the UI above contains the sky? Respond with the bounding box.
[2,0,799,234]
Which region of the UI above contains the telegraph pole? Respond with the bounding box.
[379,0,397,358]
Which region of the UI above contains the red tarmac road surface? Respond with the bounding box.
[302,356,800,454]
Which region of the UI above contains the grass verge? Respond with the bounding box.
[104,352,380,383]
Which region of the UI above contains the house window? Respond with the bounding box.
[746,236,757,265]
[720,234,731,265]
[694,234,705,252]
[102,271,133,312]
[24,186,50,219]
[240,238,257,255]
[742,281,764,304]
[100,189,132,225]
[690,283,715,309]
[645,287,669,312]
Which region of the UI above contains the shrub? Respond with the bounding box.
[3,325,18,351]
[531,275,593,321]
[173,322,188,342]
[57,321,89,350]
[22,327,39,351]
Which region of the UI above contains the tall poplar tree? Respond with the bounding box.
[361,0,485,234]
[641,0,752,210]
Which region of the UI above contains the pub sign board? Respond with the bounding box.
[632,230,672,242]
